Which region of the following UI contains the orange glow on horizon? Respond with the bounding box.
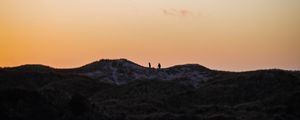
[1,0,300,71]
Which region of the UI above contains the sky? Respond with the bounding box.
[0,0,300,71]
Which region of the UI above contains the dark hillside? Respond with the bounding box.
[0,60,299,120]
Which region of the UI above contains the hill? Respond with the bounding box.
[0,59,299,120]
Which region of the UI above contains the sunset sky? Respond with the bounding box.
[0,0,300,71]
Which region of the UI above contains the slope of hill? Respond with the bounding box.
[3,64,55,73]
[69,59,216,86]
[0,59,299,120]
[2,59,217,86]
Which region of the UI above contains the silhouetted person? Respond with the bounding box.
[158,63,161,69]
[148,62,151,68]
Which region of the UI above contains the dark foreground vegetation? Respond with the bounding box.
[0,61,300,120]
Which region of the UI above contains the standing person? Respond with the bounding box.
[148,62,151,68]
[158,63,161,69]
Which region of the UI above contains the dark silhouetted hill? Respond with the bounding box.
[0,59,299,120]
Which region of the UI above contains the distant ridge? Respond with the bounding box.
[2,58,297,72]
[1,58,299,86]
[0,59,214,85]
[3,64,54,72]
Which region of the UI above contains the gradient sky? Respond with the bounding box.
[0,0,300,71]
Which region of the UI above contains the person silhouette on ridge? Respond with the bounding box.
[158,63,161,69]
[148,62,151,68]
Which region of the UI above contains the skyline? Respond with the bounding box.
[1,0,300,71]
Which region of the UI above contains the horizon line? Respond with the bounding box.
[1,58,299,72]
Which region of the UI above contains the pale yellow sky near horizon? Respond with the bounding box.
[0,0,300,71]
